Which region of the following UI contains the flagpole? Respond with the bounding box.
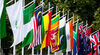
[47,2,50,55]
[22,0,25,55]
[32,1,35,55]
[6,0,13,5]
[72,13,74,55]
[40,0,43,55]
[32,47,34,55]
[61,8,65,55]
[66,11,69,55]
[12,1,17,55]
[13,46,16,55]
[54,5,58,55]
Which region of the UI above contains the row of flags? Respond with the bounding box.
[0,0,100,55]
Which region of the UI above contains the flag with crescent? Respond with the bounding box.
[29,7,42,48]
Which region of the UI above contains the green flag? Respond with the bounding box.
[59,17,67,53]
[73,21,79,54]
[0,0,6,39]
[21,3,35,48]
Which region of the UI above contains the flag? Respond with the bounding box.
[87,28,92,55]
[29,7,42,48]
[98,32,100,55]
[83,27,88,55]
[73,22,79,55]
[65,19,73,51]
[0,0,6,38]
[7,0,23,46]
[59,17,67,53]
[50,14,60,53]
[78,24,84,55]
[7,0,35,47]
[21,3,35,48]
[90,32,100,55]
[0,0,3,18]
[40,11,52,49]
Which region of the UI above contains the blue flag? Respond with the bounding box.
[78,24,84,55]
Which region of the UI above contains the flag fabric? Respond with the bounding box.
[98,32,100,55]
[50,14,60,53]
[0,0,3,18]
[0,0,6,39]
[83,27,88,55]
[29,7,42,48]
[90,32,100,55]
[87,28,92,55]
[73,22,79,55]
[65,19,73,51]
[6,0,23,46]
[40,11,52,49]
[7,0,35,47]
[21,3,35,48]
[78,24,84,55]
[59,17,67,53]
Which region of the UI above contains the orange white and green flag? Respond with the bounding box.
[65,19,73,51]
[50,14,60,53]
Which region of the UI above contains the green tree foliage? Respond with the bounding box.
[93,7,100,30]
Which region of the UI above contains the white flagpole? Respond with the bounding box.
[32,47,34,55]
[72,13,74,55]
[40,0,43,55]
[13,46,16,55]
[47,2,50,55]
[6,0,13,5]
[22,0,25,55]
[66,11,69,55]
[61,8,65,55]
[13,1,16,55]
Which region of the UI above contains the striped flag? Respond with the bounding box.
[29,7,42,48]
[65,19,73,51]
[40,10,52,49]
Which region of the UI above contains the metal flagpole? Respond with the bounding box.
[66,11,69,55]
[32,47,34,55]
[6,0,13,5]
[22,0,25,55]
[32,0,35,54]
[48,2,50,55]
[61,8,65,55]
[72,13,74,55]
[13,0,16,55]
[40,0,43,55]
